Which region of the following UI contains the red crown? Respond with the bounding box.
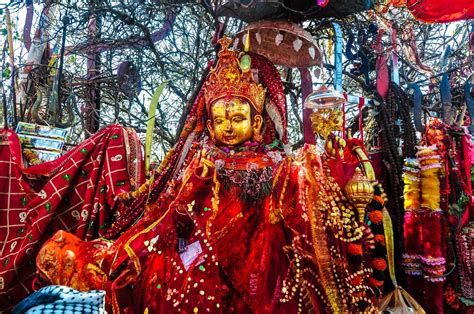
[204,37,266,115]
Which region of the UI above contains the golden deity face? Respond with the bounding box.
[207,97,263,148]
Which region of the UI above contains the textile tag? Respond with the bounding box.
[179,240,204,271]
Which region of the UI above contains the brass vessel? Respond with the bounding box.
[345,167,374,222]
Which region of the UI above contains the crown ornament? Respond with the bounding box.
[204,37,266,115]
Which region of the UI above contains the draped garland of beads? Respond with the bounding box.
[387,83,417,159]
[278,151,377,313]
[454,223,474,305]
[375,93,404,260]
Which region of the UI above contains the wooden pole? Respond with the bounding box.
[85,1,101,136]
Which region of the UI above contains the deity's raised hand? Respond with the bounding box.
[199,148,214,178]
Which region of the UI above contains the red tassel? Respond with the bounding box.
[404,211,422,254]
[422,212,442,258]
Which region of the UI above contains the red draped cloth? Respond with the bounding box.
[33,51,381,313]
[388,0,474,22]
[0,124,144,311]
[36,143,381,313]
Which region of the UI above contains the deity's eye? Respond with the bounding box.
[214,118,224,124]
[232,117,244,122]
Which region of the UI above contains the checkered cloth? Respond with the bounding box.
[12,285,105,314]
[0,124,144,311]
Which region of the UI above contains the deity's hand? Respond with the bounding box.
[199,149,214,178]
[325,134,346,159]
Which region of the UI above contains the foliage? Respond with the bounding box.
[0,1,470,161]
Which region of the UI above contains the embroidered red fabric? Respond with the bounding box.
[36,146,379,313]
[0,124,144,311]
[32,52,382,313]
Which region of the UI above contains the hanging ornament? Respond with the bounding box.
[240,54,252,72]
[304,86,346,109]
[345,167,374,223]
[244,29,250,51]
[240,30,252,73]
[306,87,345,139]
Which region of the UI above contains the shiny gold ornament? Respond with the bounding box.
[304,87,346,110]
[203,37,266,115]
[344,167,374,223]
[324,135,345,158]
[309,108,343,139]
[310,109,342,139]
[305,86,345,139]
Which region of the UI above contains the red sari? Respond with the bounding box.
[38,143,379,313]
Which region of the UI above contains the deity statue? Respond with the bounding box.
[34,37,385,313]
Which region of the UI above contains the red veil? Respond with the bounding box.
[106,52,289,236]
